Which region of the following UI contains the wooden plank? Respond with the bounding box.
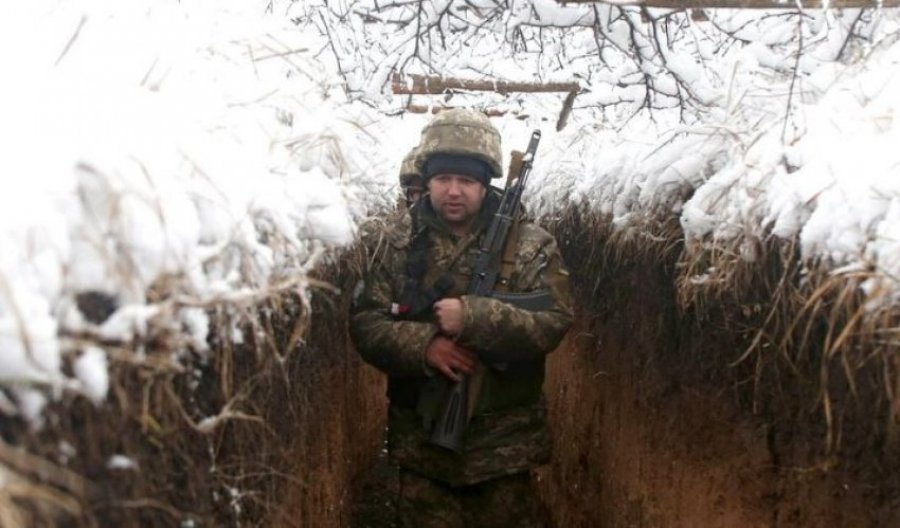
[392,73,580,95]
[404,104,508,117]
[394,74,580,130]
[556,90,579,132]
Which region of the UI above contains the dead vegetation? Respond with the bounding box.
[0,243,385,527]
[550,203,900,467]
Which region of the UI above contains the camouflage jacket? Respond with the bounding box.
[350,193,573,486]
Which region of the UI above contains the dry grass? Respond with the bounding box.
[0,242,380,527]
[0,459,83,528]
[550,204,900,459]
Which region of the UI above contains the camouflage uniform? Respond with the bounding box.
[399,146,422,189]
[399,146,424,209]
[351,110,572,527]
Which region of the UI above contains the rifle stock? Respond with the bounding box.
[429,130,542,453]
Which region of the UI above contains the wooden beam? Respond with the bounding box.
[556,90,578,132]
[404,104,508,117]
[392,73,580,95]
[557,0,900,8]
[394,74,580,130]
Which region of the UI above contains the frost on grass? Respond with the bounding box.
[0,1,397,423]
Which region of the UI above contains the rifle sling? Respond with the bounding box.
[496,218,520,294]
[466,217,522,421]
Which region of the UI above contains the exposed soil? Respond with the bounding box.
[537,259,900,528]
[269,335,388,528]
[540,320,776,527]
[350,439,399,528]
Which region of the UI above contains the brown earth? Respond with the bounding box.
[264,285,389,528]
[537,258,900,528]
[541,312,779,527]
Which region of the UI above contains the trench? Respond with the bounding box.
[270,234,900,528]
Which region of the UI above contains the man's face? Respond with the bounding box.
[428,173,486,230]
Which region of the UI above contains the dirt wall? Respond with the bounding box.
[539,253,900,527]
[268,310,386,528]
[258,264,388,528]
[0,259,388,528]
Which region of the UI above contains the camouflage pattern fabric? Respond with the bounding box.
[415,109,503,180]
[356,207,412,275]
[395,468,545,528]
[350,192,573,487]
[399,146,421,188]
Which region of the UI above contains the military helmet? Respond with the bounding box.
[416,109,502,180]
[398,146,421,188]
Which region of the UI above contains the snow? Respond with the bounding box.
[73,346,109,405]
[1,0,900,427]
[107,455,138,471]
[0,0,396,422]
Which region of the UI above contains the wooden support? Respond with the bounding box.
[404,104,508,117]
[392,73,580,96]
[393,73,580,130]
[556,90,578,132]
[557,0,900,8]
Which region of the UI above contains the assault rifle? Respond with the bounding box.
[429,129,549,453]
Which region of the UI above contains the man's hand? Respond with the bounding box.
[433,298,465,336]
[425,335,476,382]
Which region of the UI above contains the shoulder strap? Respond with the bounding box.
[405,227,430,283]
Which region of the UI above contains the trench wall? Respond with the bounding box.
[30,228,900,526]
[261,264,388,528]
[0,259,387,527]
[538,230,900,527]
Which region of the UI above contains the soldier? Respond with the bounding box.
[399,146,424,208]
[350,109,573,527]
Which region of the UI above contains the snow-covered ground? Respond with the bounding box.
[2,1,899,423]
